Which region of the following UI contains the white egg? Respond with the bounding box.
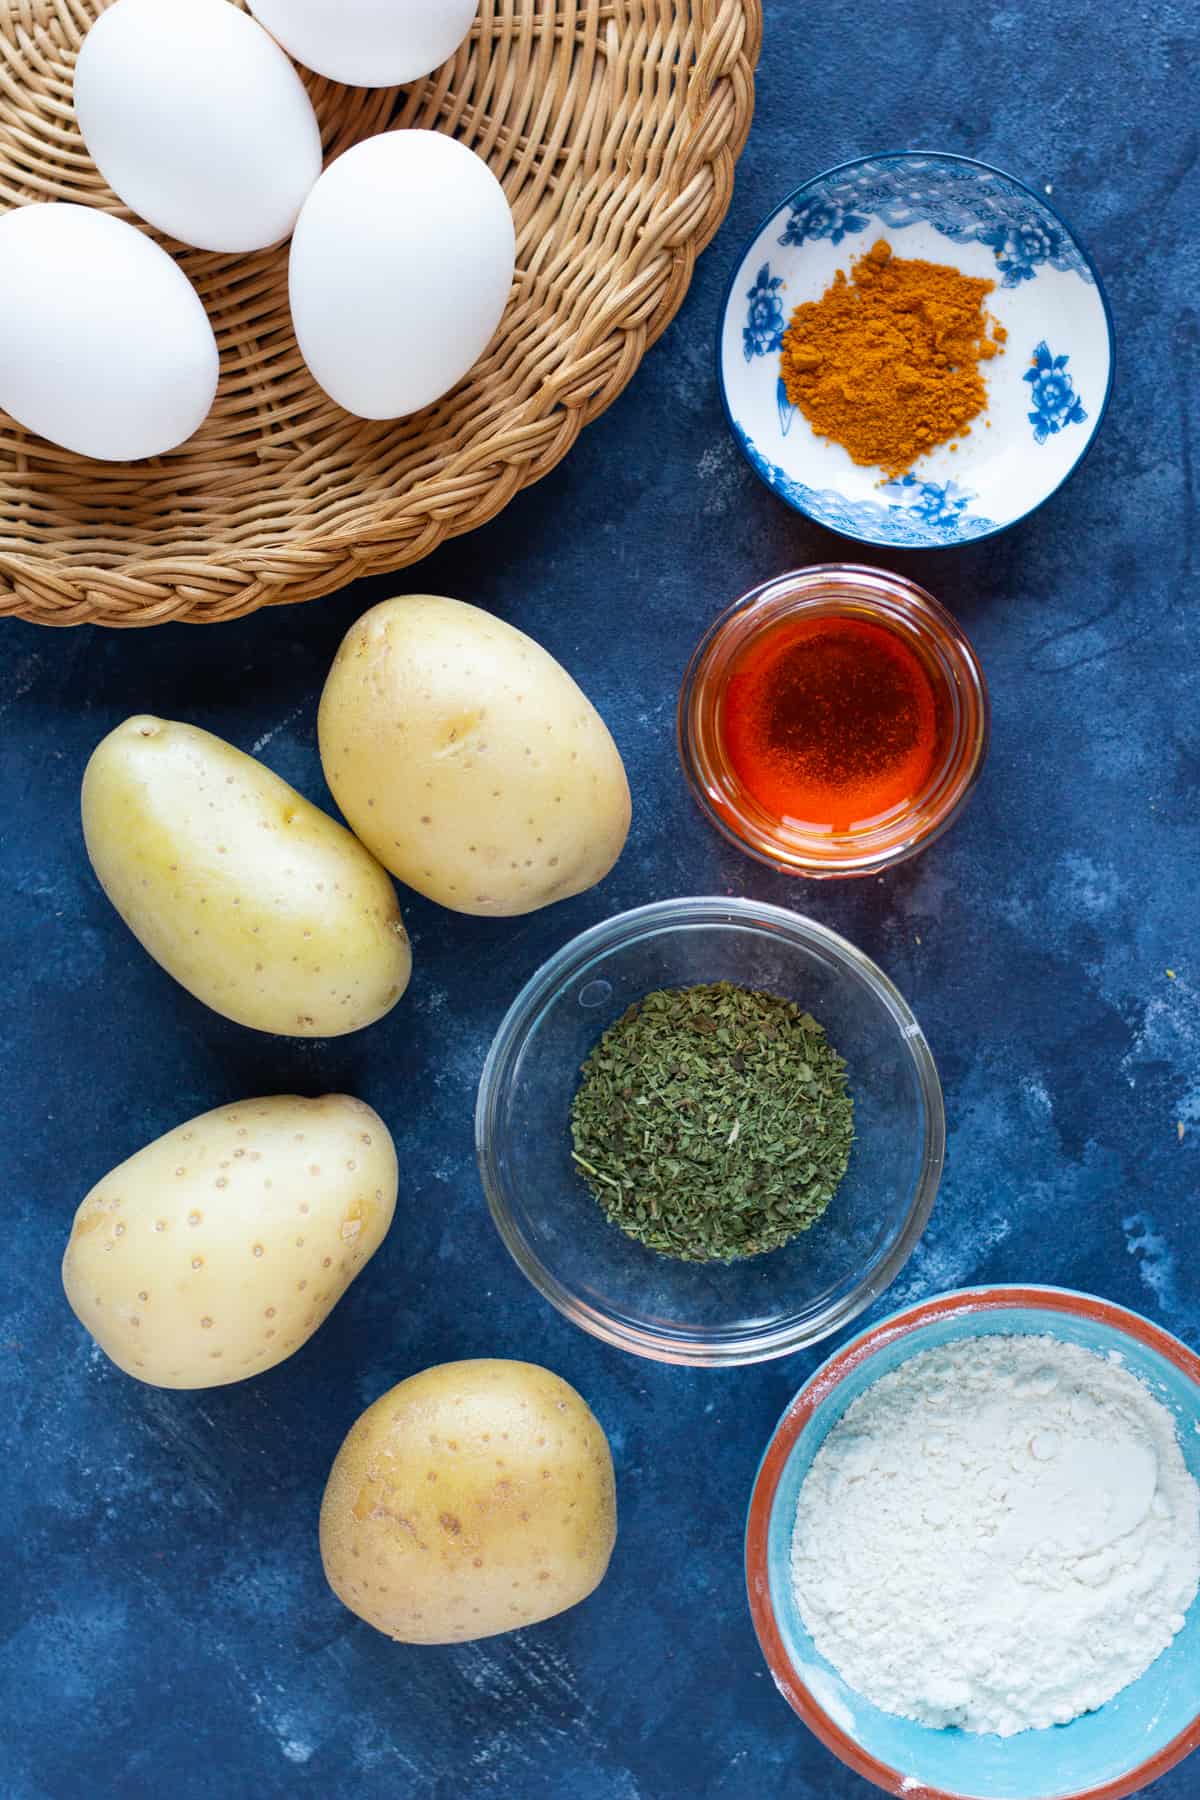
[74,0,323,254]
[289,131,515,420]
[0,206,219,462]
[249,0,477,87]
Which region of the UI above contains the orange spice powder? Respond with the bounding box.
[779,239,1006,479]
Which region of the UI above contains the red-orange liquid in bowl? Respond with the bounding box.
[720,613,950,834]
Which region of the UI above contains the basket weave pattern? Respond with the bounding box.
[0,0,760,627]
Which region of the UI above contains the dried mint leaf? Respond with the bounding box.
[569,980,855,1262]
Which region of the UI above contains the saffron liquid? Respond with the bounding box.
[719,612,949,834]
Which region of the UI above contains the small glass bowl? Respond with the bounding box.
[678,565,990,879]
[475,897,944,1366]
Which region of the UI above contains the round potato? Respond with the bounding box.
[320,1359,617,1643]
[62,1095,397,1389]
[82,716,411,1037]
[318,596,631,916]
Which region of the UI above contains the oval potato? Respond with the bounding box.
[318,596,631,916]
[320,1359,617,1643]
[62,1095,397,1388]
[82,716,411,1036]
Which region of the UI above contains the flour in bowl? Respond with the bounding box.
[790,1334,1200,1737]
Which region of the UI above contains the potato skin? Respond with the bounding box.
[62,1096,397,1389]
[320,1359,617,1643]
[82,716,411,1037]
[317,595,632,916]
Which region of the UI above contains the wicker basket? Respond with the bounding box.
[0,0,760,628]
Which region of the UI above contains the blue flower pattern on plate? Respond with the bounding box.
[880,475,978,528]
[737,434,1000,548]
[767,156,1095,288]
[1024,340,1088,443]
[977,219,1062,286]
[720,154,1111,547]
[743,264,785,360]
[779,195,870,248]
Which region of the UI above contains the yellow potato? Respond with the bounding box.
[320,1359,617,1643]
[82,716,411,1037]
[62,1095,397,1389]
[318,596,631,916]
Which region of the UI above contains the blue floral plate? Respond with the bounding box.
[718,152,1115,548]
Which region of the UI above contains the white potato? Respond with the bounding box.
[320,1360,618,1643]
[318,596,631,916]
[62,1095,397,1389]
[82,716,411,1037]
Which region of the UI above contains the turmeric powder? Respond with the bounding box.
[779,239,1005,480]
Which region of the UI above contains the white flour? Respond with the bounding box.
[790,1334,1200,1737]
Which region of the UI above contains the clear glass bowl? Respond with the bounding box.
[475,898,944,1366]
[678,565,990,879]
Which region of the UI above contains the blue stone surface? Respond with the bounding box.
[1,3,1198,1795]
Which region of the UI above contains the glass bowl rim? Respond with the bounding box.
[677,563,991,880]
[475,896,946,1367]
[744,1282,1200,1799]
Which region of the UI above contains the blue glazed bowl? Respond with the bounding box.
[718,152,1115,548]
[746,1285,1200,1799]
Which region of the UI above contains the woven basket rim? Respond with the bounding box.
[0,0,762,627]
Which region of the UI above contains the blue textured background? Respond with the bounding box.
[2,3,1198,1796]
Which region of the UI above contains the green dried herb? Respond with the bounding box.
[569,981,855,1262]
